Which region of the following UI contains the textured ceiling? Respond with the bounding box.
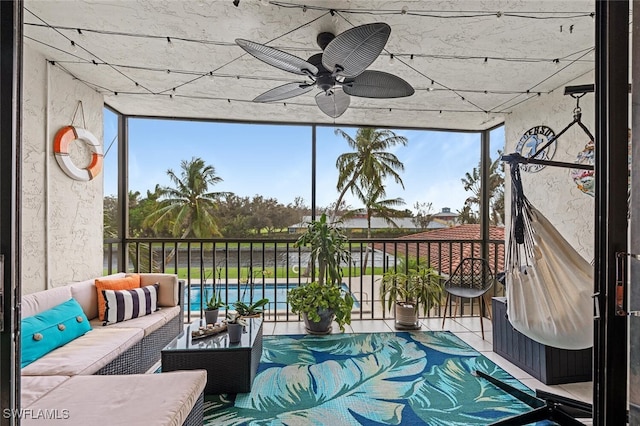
[23,0,595,130]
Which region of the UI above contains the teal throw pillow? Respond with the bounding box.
[21,298,92,368]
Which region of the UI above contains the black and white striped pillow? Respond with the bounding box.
[102,284,159,325]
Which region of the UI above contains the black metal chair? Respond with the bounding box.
[441,257,494,339]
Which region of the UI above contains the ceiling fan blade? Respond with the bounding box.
[254,82,315,102]
[343,70,415,98]
[315,89,350,118]
[236,39,318,76]
[322,23,391,78]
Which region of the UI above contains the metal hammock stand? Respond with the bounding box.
[479,85,596,426]
[502,86,595,172]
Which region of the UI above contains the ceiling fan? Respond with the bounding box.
[235,23,414,118]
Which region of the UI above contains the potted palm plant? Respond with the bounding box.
[204,289,225,325]
[380,261,444,329]
[288,213,353,333]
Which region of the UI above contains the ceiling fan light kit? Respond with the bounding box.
[235,22,414,118]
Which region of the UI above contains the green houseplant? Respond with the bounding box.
[204,289,225,325]
[288,213,353,333]
[380,261,444,329]
[233,298,269,317]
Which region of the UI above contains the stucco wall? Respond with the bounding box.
[504,72,595,261]
[22,44,104,293]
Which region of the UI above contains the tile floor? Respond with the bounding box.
[263,316,594,425]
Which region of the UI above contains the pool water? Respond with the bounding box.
[185,283,357,312]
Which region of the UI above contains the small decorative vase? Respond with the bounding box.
[204,309,219,325]
[227,323,243,343]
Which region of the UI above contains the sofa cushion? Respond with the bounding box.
[68,273,126,320]
[136,273,179,307]
[22,370,207,426]
[21,286,73,319]
[21,299,92,368]
[95,276,140,321]
[103,284,159,325]
[21,375,70,408]
[90,306,179,336]
[21,327,143,376]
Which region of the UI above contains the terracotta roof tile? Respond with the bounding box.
[374,225,505,275]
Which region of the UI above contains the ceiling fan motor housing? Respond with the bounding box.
[307,53,335,92]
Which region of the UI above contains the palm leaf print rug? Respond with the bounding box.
[203,331,543,425]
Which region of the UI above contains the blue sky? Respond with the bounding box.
[103,109,505,214]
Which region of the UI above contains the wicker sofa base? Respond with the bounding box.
[139,314,183,373]
[95,339,144,375]
[183,392,204,426]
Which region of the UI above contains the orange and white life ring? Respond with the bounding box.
[53,125,103,181]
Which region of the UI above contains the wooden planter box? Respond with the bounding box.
[492,297,592,385]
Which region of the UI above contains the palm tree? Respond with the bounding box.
[146,157,229,238]
[348,183,405,271]
[460,151,504,225]
[333,128,407,219]
[350,184,405,239]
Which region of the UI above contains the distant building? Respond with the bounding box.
[431,207,458,226]
[288,215,447,234]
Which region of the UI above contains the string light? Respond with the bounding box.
[330,9,339,25]
[232,0,240,6]
[208,71,214,80]
[483,57,488,65]
[70,40,77,52]
[24,5,593,118]
[302,5,307,12]
[260,0,270,6]
[401,6,408,15]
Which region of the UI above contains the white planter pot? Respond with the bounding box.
[395,303,419,329]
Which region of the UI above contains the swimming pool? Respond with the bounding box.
[184,283,358,312]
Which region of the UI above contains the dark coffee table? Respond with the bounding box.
[161,317,263,394]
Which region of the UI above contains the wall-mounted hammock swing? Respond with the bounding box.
[502,90,595,351]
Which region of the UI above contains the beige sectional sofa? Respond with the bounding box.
[19,273,206,426]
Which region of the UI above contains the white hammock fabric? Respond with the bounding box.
[506,204,594,350]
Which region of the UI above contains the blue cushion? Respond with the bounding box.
[21,298,92,368]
